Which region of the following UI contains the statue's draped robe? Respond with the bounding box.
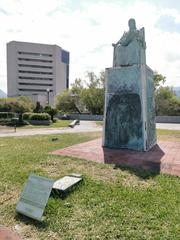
[113,28,146,67]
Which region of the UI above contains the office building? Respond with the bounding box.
[7,41,69,106]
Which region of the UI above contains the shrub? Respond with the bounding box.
[23,112,51,121]
[0,117,28,126]
[0,112,16,119]
[53,117,59,123]
[0,96,34,113]
[33,101,43,113]
[30,113,50,121]
[44,105,57,121]
[0,118,11,125]
[22,112,32,120]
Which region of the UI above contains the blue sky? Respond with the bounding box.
[0,0,180,92]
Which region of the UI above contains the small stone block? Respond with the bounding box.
[16,175,54,221]
[53,175,82,191]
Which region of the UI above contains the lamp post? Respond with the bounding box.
[46,88,50,105]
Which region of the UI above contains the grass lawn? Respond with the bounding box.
[157,129,180,141]
[96,121,103,126]
[18,120,71,129]
[0,131,179,239]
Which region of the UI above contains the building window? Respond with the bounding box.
[18,76,53,80]
[18,83,53,86]
[18,70,53,75]
[61,50,69,64]
[18,51,53,57]
[19,89,53,92]
[18,64,53,69]
[18,58,53,63]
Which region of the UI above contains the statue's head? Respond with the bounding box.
[128,18,136,30]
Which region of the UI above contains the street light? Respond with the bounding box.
[46,88,50,105]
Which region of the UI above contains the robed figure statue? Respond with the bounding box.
[112,18,146,67]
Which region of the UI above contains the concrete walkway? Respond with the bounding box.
[0,121,101,137]
[156,123,180,130]
[0,122,180,137]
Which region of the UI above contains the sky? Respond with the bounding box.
[0,0,180,93]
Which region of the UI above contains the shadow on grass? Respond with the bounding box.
[15,213,48,229]
[103,144,165,179]
[113,165,160,179]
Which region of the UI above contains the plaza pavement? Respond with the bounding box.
[0,121,180,137]
[53,138,180,176]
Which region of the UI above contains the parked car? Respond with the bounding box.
[61,114,70,120]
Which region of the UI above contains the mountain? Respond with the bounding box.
[0,89,7,98]
[173,87,180,97]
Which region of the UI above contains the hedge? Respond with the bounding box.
[0,118,11,125]
[0,112,16,119]
[23,112,51,121]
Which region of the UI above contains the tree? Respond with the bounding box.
[79,71,105,114]
[153,71,180,115]
[85,71,105,89]
[81,87,104,114]
[44,105,57,121]
[153,71,166,90]
[56,71,105,115]
[71,78,84,95]
[56,90,79,113]
[0,96,34,114]
[155,86,180,115]
[33,101,43,113]
[0,96,34,123]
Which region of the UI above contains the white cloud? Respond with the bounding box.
[0,0,180,93]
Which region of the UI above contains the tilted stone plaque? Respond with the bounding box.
[16,175,54,221]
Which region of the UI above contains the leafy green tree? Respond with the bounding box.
[80,71,105,114]
[0,96,34,114]
[44,105,57,121]
[56,90,79,113]
[81,87,104,114]
[71,78,84,95]
[153,71,166,90]
[56,71,105,115]
[85,71,105,89]
[155,86,180,115]
[33,101,43,113]
[0,96,34,123]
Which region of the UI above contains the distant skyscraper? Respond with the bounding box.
[7,41,69,106]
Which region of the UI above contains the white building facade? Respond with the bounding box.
[7,41,69,106]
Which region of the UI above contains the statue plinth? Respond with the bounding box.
[103,19,156,151]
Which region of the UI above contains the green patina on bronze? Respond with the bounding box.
[103,18,156,151]
[105,93,143,149]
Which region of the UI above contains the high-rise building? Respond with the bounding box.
[7,41,69,106]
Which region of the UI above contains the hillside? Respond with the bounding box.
[174,87,180,97]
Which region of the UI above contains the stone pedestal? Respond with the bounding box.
[103,64,156,151]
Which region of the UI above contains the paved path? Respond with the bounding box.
[0,121,101,137]
[156,123,180,130]
[0,122,180,137]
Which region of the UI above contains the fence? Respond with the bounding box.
[57,114,180,123]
